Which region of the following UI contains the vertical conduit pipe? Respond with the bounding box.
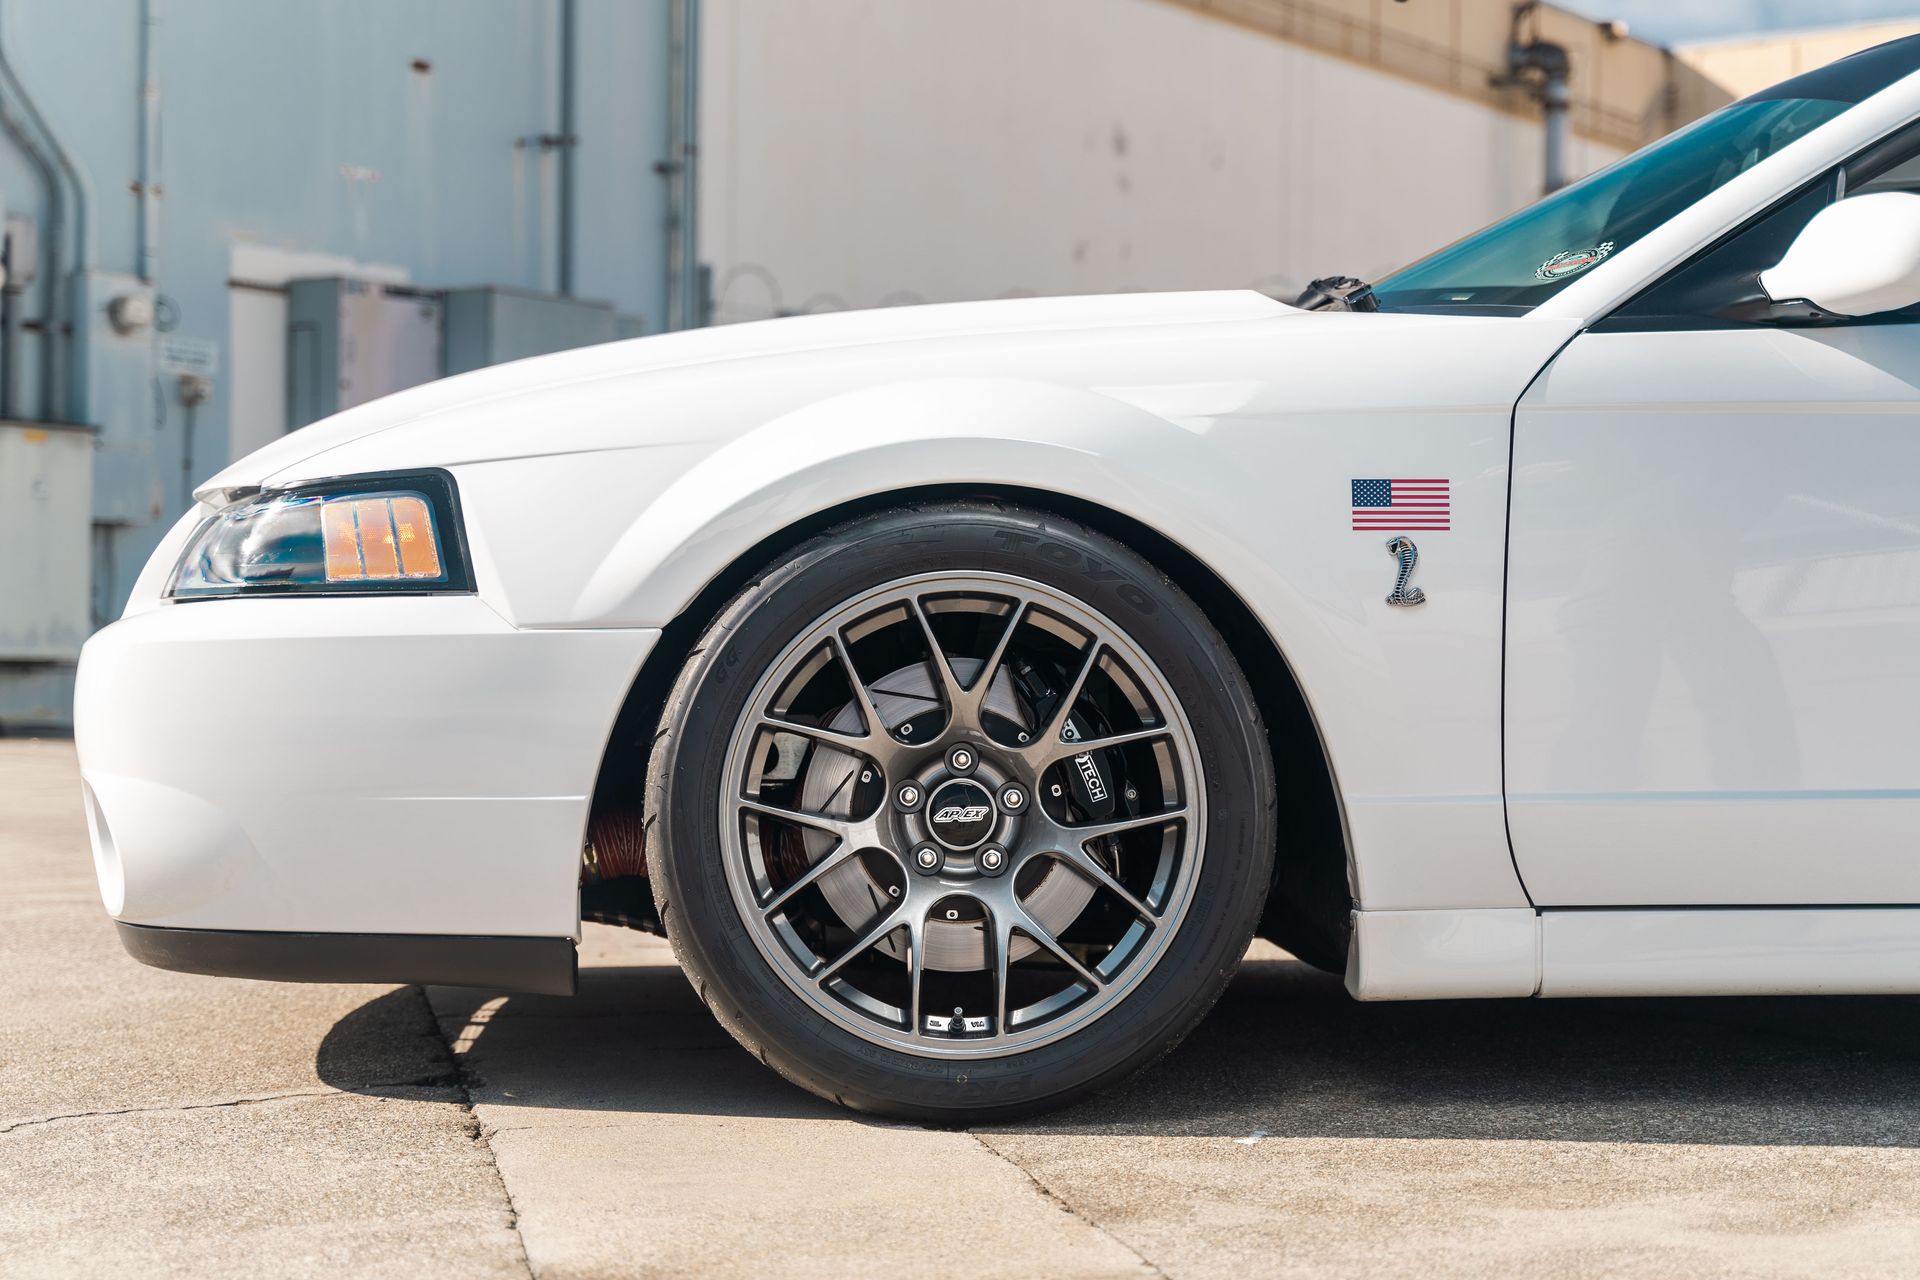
[557,0,576,295]
[0,0,94,423]
[137,0,160,283]
[0,108,54,419]
[664,0,699,329]
[1539,62,1569,193]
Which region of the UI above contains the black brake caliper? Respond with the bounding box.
[1006,656,1126,826]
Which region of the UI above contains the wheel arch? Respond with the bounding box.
[583,483,1354,972]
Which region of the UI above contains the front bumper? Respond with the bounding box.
[75,594,655,952]
[114,922,579,995]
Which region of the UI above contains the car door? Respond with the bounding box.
[1506,124,1920,906]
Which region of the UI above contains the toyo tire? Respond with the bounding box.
[645,501,1275,1123]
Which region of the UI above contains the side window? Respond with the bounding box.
[1600,120,1920,332]
[1850,135,1920,197]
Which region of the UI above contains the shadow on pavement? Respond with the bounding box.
[318,953,1920,1143]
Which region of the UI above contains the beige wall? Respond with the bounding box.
[1170,0,1731,149]
[1677,19,1920,100]
[701,0,1637,324]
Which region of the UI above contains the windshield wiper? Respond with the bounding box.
[1292,276,1380,312]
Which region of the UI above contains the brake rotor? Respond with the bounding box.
[798,657,1096,970]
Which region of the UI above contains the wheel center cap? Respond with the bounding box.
[924,778,997,851]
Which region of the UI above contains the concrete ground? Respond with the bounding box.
[8,737,1920,1279]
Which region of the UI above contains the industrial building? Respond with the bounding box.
[3,0,1913,729]
[0,0,694,726]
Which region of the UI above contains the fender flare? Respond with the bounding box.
[570,375,1295,631]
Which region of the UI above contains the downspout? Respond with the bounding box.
[1494,1,1572,196]
[137,0,160,283]
[557,0,575,295]
[664,0,700,330]
[1534,49,1571,193]
[0,0,94,422]
[0,106,54,419]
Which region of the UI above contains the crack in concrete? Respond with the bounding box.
[424,987,538,1280]
[970,1132,1168,1278]
[0,1087,341,1136]
[0,1073,469,1137]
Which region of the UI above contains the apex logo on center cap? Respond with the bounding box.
[923,778,996,850]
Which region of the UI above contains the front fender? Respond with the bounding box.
[567,376,1271,629]
[441,364,1535,917]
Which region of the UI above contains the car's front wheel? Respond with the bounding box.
[646,501,1274,1121]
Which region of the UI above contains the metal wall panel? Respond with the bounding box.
[0,420,92,660]
[0,0,677,623]
[442,286,616,377]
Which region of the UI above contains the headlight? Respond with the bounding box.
[168,470,471,598]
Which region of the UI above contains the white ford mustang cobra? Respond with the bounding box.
[76,41,1920,1119]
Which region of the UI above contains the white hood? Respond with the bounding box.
[199,289,1296,501]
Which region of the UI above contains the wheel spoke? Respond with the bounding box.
[757,714,883,761]
[1058,805,1189,846]
[761,839,864,917]
[816,900,907,982]
[953,601,1026,730]
[740,796,852,842]
[1037,725,1172,769]
[991,908,1015,1032]
[905,911,927,1035]
[831,632,892,744]
[1032,643,1102,752]
[907,598,967,720]
[1045,845,1157,922]
[1010,899,1104,990]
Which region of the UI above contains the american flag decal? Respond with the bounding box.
[1351,478,1450,530]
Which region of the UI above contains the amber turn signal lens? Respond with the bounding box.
[322,493,445,583]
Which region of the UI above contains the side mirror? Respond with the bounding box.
[1760,192,1920,318]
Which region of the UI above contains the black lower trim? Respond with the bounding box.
[115,922,577,996]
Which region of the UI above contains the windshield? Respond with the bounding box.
[1369,97,1850,314]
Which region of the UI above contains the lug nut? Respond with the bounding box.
[914,845,941,873]
[978,845,1007,876]
[999,785,1026,812]
[947,745,976,774]
[896,783,922,810]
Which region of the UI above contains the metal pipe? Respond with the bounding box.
[137,0,161,283]
[1496,2,1572,197]
[0,109,52,419]
[557,0,575,295]
[1541,69,1569,193]
[0,0,94,422]
[665,0,700,330]
[1,290,17,419]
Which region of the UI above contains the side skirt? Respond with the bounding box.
[1347,906,1920,1001]
[116,922,578,996]
[1345,908,1538,1000]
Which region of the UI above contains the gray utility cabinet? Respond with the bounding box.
[0,420,92,661]
[286,279,627,432]
[286,278,445,430]
[0,420,93,729]
[442,286,618,376]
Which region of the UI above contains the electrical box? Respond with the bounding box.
[0,420,92,661]
[286,278,443,429]
[442,286,617,376]
[79,271,161,527]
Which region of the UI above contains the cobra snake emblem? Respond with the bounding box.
[1384,535,1426,607]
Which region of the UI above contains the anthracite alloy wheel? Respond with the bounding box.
[647,502,1275,1121]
